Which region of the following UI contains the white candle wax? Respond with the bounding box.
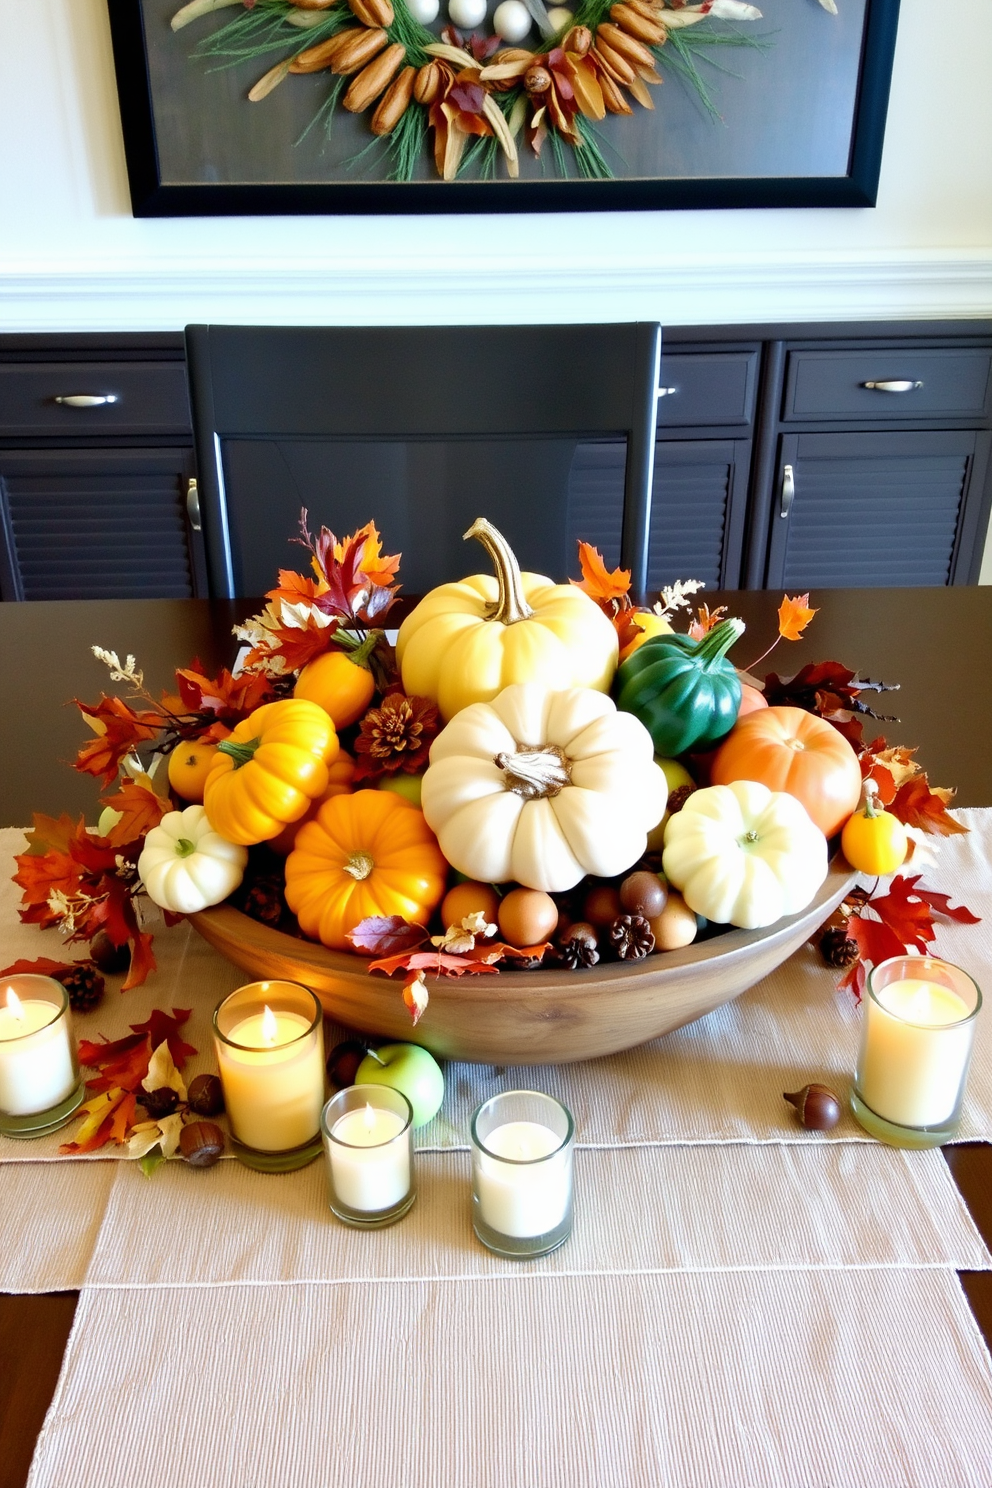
[475,1120,571,1238]
[216,1006,325,1152]
[858,978,975,1128]
[329,1105,410,1212]
[0,987,77,1117]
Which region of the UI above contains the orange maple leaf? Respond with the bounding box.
[572,542,631,605]
[349,522,401,590]
[74,695,163,786]
[777,593,818,642]
[101,778,170,847]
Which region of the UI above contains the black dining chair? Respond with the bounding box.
[184,323,662,601]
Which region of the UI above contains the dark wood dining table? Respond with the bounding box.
[1,586,990,1488]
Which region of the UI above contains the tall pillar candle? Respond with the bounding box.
[0,976,83,1137]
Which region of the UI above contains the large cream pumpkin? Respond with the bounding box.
[420,683,667,892]
[396,518,619,721]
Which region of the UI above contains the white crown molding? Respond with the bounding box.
[1,251,990,332]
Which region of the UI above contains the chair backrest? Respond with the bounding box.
[185,324,661,601]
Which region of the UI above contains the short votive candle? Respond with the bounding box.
[213,980,325,1171]
[321,1084,415,1228]
[470,1090,575,1258]
[0,975,83,1138]
[852,955,981,1148]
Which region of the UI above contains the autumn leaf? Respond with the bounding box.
[688,604,728,641]
[402,970,430,1026]
[868,876,937,953]
[572,542,631,606]
[109,1090,137,1145]
[174,661,275,722]
[889,775,968,837]
[347,916,429,957]
[74,695,163,786]
[20,813,85,857]
[466,940,552,965]
[777,593,818,641]
[369,949,500,978]
[0,956,78,980]
[100,778,170,847]
[763,660,899,748]
[130,1007,196,1067]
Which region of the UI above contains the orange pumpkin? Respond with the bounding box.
[284,788,447,950]
[294,646,376,729]
[268,750,356,855]
[737,682,768,718]
[710,705,862,837]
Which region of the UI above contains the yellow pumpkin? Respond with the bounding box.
[202,698,339,846]
[284,789,448,950]
[395,517,618,721]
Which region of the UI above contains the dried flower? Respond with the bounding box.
[92,647,144,689]
[354,693,439,779]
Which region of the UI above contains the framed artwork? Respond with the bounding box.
[107,0,900,215]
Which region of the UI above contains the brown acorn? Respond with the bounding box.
[187,1073,225,1118]
[783,1084,842,1131]
[180,1121,225,1169]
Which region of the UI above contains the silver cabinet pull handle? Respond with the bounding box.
[53,394,119,407]
[657,387,678,397]
[861,380,923,393]
[780,463,795,519]
[186,479,202,533]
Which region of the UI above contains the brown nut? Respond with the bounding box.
[331,27,389,77]
[289,33,352,73]
[413,60,442,105]
[596,22,655,69]
[783,1084,842,1132]
[89,928,131,975]
[619,869,667,919]
[593,39,637,85]
[180,1121,225,1169]
[187,1073,225,1118]
[343,41,406,111]
[564,24,592,54]
[290,0,337,8]
[524,64,552,93]
[597,68,633,113]
[371,64,417,134]
[609,3,665,43]
[349,0,394,23]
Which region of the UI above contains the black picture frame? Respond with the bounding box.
[107,0,900,217]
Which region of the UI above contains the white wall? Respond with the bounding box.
[1,0,991,573]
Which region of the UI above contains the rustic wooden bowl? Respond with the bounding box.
[188,855,855,1065]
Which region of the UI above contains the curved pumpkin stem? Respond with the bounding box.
[464,517,534,627]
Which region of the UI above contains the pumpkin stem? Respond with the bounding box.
[464,517,534,627]
[217,736,261,770]
[862,778,881,818]
[174,838,197,858]
[495,744,571,800]
[342,850,375,881]
[334,628,382,671]
[696,617,746,666]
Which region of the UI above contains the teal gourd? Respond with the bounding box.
[614,617,745,756]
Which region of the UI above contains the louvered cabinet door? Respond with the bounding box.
[0,449,202,601]
[765,431,992,589]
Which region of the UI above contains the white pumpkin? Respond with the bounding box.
[662,780,828,930]
[420,683,667,892]
[138,804,248,915]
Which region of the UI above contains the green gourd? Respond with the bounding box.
[614,617,745,756]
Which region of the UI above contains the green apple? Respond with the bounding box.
[377,773,424,808]
[355,1043,444,1128]
[645,756,695,851]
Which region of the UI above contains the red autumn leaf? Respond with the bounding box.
[466,940,552,965]
[130,1007,196,1067]
[21,813,85,856]
[845,912,910,967]
[0,956,78,979]
[13,848,85,928]
[82,1033,152,1093]
[870,875,938,953]
[897,875,980,927]
[74,696,163,786]
[889,775,968,837]
[100,778,170,847]
[777,593,818,641]
[838,958,867,1003]
[347,916,429,956]
[250,626,334,676]
[572,541,631,606]
[77,1029,143,1068]
[369,949,500,978]
[174,662,275,722]
[763,661,899,749]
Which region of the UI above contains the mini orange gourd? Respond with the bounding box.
[710,704,862,838]
[203,698,339,846]
[294,642,377,729]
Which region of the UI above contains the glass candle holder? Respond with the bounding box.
[470,1090,575,1259]
[213,980,325,1171]
[852,955,981,1148]
[321,1085,415,1229]
[0,975,84,1138]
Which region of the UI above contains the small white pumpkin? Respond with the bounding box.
[662,779,828,930]
[138,804,248,915]
[421,683,667,892]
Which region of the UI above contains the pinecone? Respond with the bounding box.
[243,877,286,929]
[609,914,655,961]
[556,939,600,971]
[819,926,860,970]
[54,962,105,1014]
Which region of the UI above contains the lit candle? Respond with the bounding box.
[321,1084,415,1227]
[0,978,79,1122]
[213,982,325,1160]
[470,1091,575,1257]
[854,956,981,1141]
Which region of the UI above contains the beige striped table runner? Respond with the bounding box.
[27,1270,992,1488]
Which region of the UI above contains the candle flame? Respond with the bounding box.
[5,987,24,1020]
[363,1102,376,1130]
[261,1004,278,1045]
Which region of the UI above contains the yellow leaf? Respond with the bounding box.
[777,593,817,641]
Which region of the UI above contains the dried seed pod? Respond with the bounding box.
[559,920,599,951]
[187,1073,225,1117]
[564,24,592,54]
[331,27,389,77]
[596,21,655,69]
[289,33,353,73]
[556,920,600,970]
[597,68,634,114]
[494,47,534,64]
[141,1086,179,1119]
[414,60,442,104]
[180,1120,225,1168]
[594,39,637,85]
[609,914,655,961]
[349,0,394,23]
[610,2,666,42]
[819,926,860,970]
[783,1084,842,1132]
[89,929,131,975]
[371,64,417,134]
[343,41,406,110]
[524,64,552,93]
